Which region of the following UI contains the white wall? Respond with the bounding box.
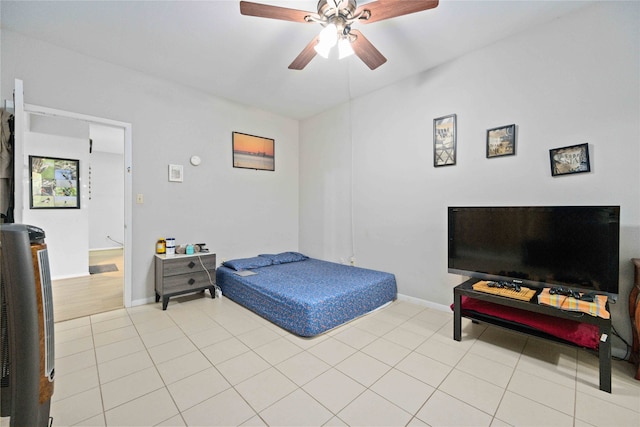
[88,150,124,250]
[23,131,90,278]
[1,30,299,304]
[300,1,640,346]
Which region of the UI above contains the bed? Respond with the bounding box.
[215,252,397,337]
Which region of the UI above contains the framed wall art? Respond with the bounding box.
[549,143,591,176]
[486,124,516,158]
[233,131,275,171]
[433,114,457,167]
[168,164,184,182]
[29,155,80,209]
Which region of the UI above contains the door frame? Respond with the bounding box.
[16,96,133,308]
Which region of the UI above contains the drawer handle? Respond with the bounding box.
[188,278,195,285]
[188,261,196,269]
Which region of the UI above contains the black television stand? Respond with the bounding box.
[453,278,612,393]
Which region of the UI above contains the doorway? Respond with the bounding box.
[14,92,133,319]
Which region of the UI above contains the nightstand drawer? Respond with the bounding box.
[162,271,214,293]
[161,254,216,277]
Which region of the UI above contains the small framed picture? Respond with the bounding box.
[433,114,456,167]
[29,155,80,209]
[486,124,516,158]
[168,164,184,182]
[233,132,275,171]
[549,143,590,176]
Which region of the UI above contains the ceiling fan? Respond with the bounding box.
[240,0,439,70]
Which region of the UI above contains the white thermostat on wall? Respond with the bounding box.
[190,155,201,166]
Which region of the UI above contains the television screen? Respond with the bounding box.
[448,206,620,298]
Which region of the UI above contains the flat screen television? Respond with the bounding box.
[448,206,620,299]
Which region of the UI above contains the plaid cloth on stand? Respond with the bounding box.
[537,288,609,319]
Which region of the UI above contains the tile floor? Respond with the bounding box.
[10,295,640,426]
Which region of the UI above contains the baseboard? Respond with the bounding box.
[397,293,451,313]
[131,296,156,307]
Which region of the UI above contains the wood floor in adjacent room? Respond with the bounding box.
[52,248,124,323]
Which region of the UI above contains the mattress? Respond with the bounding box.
[215,257,397,337]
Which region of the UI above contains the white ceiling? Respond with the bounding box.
[1,0,591,120]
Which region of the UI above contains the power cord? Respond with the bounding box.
[197,254,222,298]
[611,324,632,361]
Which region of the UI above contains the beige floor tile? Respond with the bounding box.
[146,336,198,365]
[155,350,212,385]
[97,349,153,384]
[54,315,91,332]
[469,327,527,368]
[495,391,573,427]
[132,314,176,335]
[303,368,366,413]
[93,325,139,347]
[439,369,505,415]
[416,390,493,427]
[90,308,128,324]
[307,336,357,365]
[139,325,186,348]
[395,351,452,388]
[508,369,575,415]
[253,336,303,365]
[75,413,106,426]
[181,388,257,426]
[167,367,231,411]
[259,388,334,426]
[370,368,435,414]
[515,350,578,389]
[353,316,398,337]
[188,326,234,349]
[413,308,452,326]
[90,315,132,334]
[235,367,298,412]
[338,389,413,427]
[155,414,187,426]
[215,350,270,385]
[94,336,145,364]
[575,389,640,427]
[382,325,429,350]
[275,350,331,386]
[45,293,640,427]
[100,367,164,410]
[52,365,100,402]
[56,324,93,344]
[285,331,329,350]
[415,334,468,366]
[236,325,282,349]
[55,348,96,375]
[55,335,94,358]
[362,336,412,366]
[50,387,103,426]
[332,325,379,349]
[104,388,179,426]
[335,350,391,387]
[456,351,515,388]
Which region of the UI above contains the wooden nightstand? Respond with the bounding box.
[631,258,640,380]
[155,252,216,310]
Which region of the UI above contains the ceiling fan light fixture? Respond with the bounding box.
[318,23,338,47]
[314,40,332,58]
[338,37,354,59]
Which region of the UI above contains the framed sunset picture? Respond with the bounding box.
[232,132,275,171]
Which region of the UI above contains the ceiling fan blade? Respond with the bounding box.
[356,0,439,24]
[350,30,387,70]
[289,37,320,70]
[240,1,314,23]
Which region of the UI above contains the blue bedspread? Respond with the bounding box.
[215,258,397,337]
